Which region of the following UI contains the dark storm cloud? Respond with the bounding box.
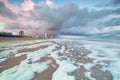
[31,3,78,31]
[0,2,16,19]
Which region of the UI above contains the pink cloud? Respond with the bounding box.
[46,0,55,8]
[22,0,35,11]
[0,0,59,35]
[0,0,20,14]
[0,16,14,23]
[0,0,35,14]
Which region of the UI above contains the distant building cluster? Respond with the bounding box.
[0,31,25,37]
[0,32,13,36]
[32,33,54,39]
[0,31,55,39]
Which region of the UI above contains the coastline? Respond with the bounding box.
[0,37,45,42]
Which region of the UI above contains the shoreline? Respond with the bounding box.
[0,37,47,42]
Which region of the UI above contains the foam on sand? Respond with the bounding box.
[52,61,77,80]
[0,41,53,63]
[0,39,120,80]
[0,42,56,80]
[0,40,77,80]
[0,60,52,80]
[55,39,120,80]
[81,39,120,80]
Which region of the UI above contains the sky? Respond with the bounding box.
[0,0,120,36]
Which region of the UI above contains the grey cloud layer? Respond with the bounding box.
[113,0,120,5]
[101,17,120,27]
[61,7,120,35]
[6,23,32,29]
[0,2,120,35]
[96,0,120,7]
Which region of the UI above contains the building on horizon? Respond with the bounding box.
[45,33,48,38]
[19,31,24,36]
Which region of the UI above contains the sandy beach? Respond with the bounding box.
[0,38,120,80]
[0,37,43,42]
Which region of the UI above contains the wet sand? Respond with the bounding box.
[0,40,57,80]
[0,39,114,80]
[0,47,58,80]
[0,37,43,42]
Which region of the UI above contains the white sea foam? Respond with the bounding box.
[52,61,77,80]
[85,72,95,80]
[0,41,55,80]
[0,60,51,80]
[0,40,77,80]
[0,41,53,63]
[0,39,120,80]
[55,39,120,80]
[80,39,120,80]
[108,62,120,80]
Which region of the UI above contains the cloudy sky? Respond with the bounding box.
[0,0,120,36]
